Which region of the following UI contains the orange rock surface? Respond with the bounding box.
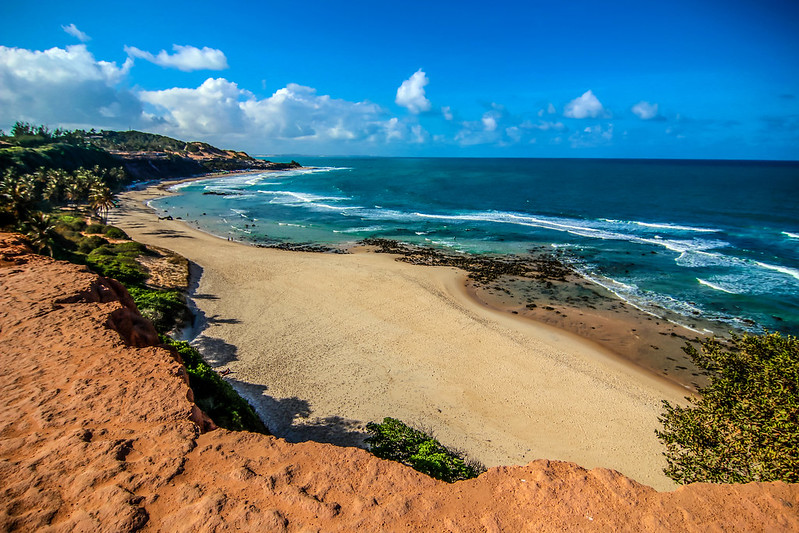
[1,232,797,532]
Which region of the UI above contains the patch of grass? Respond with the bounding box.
[54,214,87,232]
[104,226,128,239]
[86,250,148,285]
[160,335,268,434]
[365,417,486,482]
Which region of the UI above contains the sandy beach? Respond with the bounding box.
[110,178,692,491]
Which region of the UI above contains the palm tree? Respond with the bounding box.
[25,211,56,257]
[90,185,117,224]
[0,171,35,224]
[42,169,64,205]
[64,180,82,213]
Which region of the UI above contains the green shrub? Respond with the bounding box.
[55,227,81,243]
[85,223,107,234]
[128,287,189,333]
[657,332,799,484]
[365,417,486,482]
[160,335,268,434]
[109,241,148,256]
[86,253,147,284]
[104,226,128,239]
[88,245,114,256]
[55,214,86,232]
[77,234,108,253]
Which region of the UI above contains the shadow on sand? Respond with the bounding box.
[184,261,369,449]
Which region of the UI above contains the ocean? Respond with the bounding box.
[150,157,799,336]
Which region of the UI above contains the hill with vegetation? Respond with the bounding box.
[0,121,300,180]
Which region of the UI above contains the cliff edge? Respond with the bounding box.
[1,232,797,532]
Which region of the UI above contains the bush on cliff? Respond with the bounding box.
[365,417,486,482]
[128,287,190,334]
[160,336,268,435]
[657,332,799,484]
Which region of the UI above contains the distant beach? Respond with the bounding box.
[111,177,694,491]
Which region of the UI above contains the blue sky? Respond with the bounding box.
[1,0,798,159]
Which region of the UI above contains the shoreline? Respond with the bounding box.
[132,171,709,391]
[110,176,693,491]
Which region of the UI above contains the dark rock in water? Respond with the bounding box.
[360,238,573,283]
[255,241,349,254]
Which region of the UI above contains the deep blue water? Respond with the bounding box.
[151,157,799,335]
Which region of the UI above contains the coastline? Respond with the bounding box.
[110,177,692,491]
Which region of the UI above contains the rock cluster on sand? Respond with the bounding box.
[361,238,572,283]
[1,232,797,531]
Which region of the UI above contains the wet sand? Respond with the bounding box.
[110,179,693,491]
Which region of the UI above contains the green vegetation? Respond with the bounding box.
[160,336,268,434]
[42,214,265,434]
[657,332,799,484]
[39,213,190,335]
[128,287,190,334]
[86,242,150,285]
[84,222,129,239]
[0,165,124,232]
[0,123,124,175]
[0,142,124,176]
[365,417,486,482]
[83,129,192,153]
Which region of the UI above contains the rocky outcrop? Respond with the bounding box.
[0,232,797,531]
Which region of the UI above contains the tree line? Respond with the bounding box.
[0,165,124,255]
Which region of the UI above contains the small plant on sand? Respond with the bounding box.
[365,417,486,482]
[657,332,799,484]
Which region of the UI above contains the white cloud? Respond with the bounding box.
[569,123,614,147]
[62,23,90,42]
[410,124,428,144]
[564,90,606,119]
[124,44,228,72]
[525,120,566,132]
[140,78,416,148]
[632,101,659,120]
[539,103,556,117]
[0,44,140,129]
[140,78,249,134]
[442,106,453,120]
[455,104,571,147]
[395,69,431,114]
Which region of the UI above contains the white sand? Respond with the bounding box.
[111,182,688,491]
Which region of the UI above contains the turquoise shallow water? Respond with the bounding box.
[150,157,799,335]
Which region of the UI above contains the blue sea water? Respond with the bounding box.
[151,157,799,335]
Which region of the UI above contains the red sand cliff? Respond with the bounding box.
[1,232,797,532]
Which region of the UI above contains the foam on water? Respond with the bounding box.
[755,261,799,281]
[333,226,385,234]
[150,157,799,335]
[631,221,719,233]
[697,278,738,294]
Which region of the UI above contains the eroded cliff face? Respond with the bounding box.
[0,232,796,532]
